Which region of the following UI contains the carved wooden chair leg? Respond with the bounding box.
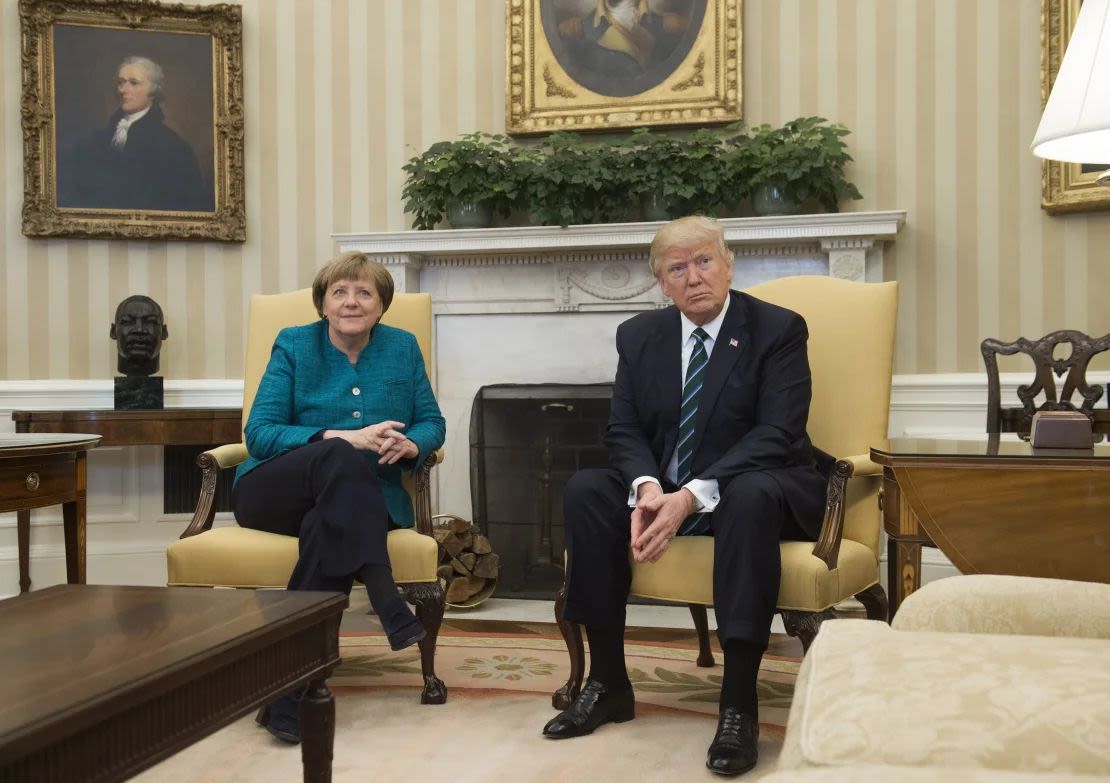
[553,584,584,710]
[854,583,889,623]
[403,581,448,705]
[687,603,715,667]
[780,608,836,653]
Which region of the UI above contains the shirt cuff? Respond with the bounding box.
[308,429,326,443]
[683,478,720,512]
[628,476,661,507]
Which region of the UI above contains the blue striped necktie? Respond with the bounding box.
[676,327,711,536]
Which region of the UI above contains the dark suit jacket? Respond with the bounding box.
[605,289,828,537]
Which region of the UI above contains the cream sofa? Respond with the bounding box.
[764,575,1110,782]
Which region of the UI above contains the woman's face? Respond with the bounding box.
[323,277,383,342]
[116,64,154,114]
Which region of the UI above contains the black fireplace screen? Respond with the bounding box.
[469,383,613,599]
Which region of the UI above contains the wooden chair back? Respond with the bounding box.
[981,330,1110,434]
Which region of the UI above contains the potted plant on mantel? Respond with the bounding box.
[400,131,516,229]
[745,116,863,216]
[401,118,863,229]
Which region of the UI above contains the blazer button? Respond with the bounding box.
[352,387,361,396]
[353,411,361,419]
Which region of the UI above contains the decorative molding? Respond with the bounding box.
[0,380,242,422]
[2,369,1103,428]
[335,211,905,257]
[336,212,905,314]
[5,367,1100,592]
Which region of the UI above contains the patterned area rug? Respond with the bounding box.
[336,629,799,733]
[135,628,800,783]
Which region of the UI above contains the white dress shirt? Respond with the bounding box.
[628,295,731,512]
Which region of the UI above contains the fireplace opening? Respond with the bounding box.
[469,383,613,599]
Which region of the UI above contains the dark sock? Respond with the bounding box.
[585,624,630,690]
[358,563,415,635]
[721,639,763,718]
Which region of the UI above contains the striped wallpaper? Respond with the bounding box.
[1,0,1107,380]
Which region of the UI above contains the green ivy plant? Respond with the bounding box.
[401,132,516,229]
[623,127,743,218]
[400,118,863,229]
[745,116,863,212]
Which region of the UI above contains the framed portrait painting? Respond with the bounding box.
[20,0,245,241]
[506,0,741,135]
[1041,0,1110,214]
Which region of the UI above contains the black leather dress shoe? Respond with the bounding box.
[257,692,301,745]
[387,621,426,651]
[542,678,635,739]
[706,707,759,776]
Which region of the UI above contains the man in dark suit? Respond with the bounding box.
[542,216,828,777]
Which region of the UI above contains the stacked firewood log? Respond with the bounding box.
[431,515,499,604]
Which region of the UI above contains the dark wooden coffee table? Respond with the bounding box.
[0,585,347,782]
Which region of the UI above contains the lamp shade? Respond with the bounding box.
[1031,0,1110,162]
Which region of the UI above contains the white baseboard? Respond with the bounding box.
[4,371,1105,593]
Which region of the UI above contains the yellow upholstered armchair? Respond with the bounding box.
[166,289,447,704]
[553,276,899,708]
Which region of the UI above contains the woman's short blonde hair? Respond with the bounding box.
[311,252,395,318]
[648,215,734,277]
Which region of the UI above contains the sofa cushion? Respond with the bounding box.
[892,574,1110,639]
[779,619,1110,776]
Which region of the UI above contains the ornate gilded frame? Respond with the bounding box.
[20,0,245,241]
[1040,0,1110,214]
[506,0,741,135]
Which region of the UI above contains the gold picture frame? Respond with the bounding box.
[1040,0,1110,214]
[20,0,245,241]
[506,0,741,136]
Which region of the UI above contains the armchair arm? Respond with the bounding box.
[412,448,445,536]
[809,453,876,570]
[180,442,249,539]
[840,453,882,477]
[810,459,853,570]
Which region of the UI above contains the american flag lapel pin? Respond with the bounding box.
[729,338,739,348]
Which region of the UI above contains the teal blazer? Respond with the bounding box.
[235,319,446,528]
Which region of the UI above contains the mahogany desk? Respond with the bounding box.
[872,435,1110,620]
[11,409,241,592]
[0,585,345,783]
[0,434,100,595]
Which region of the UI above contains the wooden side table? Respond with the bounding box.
[0,434,100,594]
[12,408,244,578]
[11,408,242,447]
[872,435,1110,620]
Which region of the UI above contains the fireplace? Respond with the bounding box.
[335,212,905,530]
[469,384,613,599]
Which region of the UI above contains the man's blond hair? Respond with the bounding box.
[648,215,734,277]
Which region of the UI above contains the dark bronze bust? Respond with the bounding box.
[110,295,168,377]
[110,295,168,410]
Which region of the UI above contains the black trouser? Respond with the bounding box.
[232,438,391,593]
[561,468,819,647]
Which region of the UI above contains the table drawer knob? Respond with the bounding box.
[25,472,40,491]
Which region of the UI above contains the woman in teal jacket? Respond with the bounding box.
[233,252,445,743]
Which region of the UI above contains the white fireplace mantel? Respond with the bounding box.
[334,210,905,315]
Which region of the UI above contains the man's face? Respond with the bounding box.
[656,239,734,325]
[116,64,154,114]
[113,299,166,361]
